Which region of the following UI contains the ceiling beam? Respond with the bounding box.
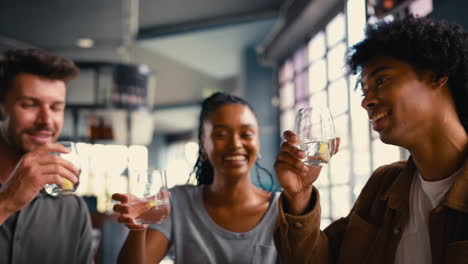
[138,9,279,40]
[258,0,346,66]
[0,34,37,50]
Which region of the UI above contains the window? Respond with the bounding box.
[165,140,199,187]
[75,143,148,213]
[278,0,403,225]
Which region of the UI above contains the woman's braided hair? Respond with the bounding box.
[188,92,275,190]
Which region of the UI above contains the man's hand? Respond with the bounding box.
[0,143,79,220]
[274,130,340,215]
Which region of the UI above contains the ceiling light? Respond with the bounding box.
[76,37,94,48]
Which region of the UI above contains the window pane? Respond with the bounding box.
[74,143,92,195]
[326,13,346,47]
[347,0,366,47]
[354,150,371,177]
[334,114,349,149]
[331,185,351,219]
[315,164,330,187]
[295,70,308,101]
[279,82,294,110]
[372,139,401,170]
[279,60,294,84]
[280,109,296,132]
[329,78,349,115]
[317,186,330,218]
[294,46,308,72]
[166,141,199,188]
[350,75,370,153]
[327,43,347,81]
[330,148,350,185]
[320,218,332,230]
[353,170,369,202]
[294,100,309,113]
[309,90,327,109]
[308,32,326,62]
[308,59,327,92]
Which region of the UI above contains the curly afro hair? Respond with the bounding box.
[346,15,468,132]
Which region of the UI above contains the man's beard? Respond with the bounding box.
[0,118,21,154]
[0,119,55,155]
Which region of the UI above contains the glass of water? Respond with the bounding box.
[127,169,170,225]
[295,106,336,166]
[44,141,81,196]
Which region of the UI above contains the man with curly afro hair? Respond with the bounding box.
[273,15,468,264]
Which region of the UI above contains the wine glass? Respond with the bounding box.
[295,106,336,166]
[44,141,81,196]
[127,169,170,225]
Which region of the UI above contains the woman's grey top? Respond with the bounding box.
[149,185,280,264]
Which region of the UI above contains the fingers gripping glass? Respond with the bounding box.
[127,169,170,225]
[44,141,81,197]
[295,107,336,166]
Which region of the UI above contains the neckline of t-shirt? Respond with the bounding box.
[196,185,278,240]
[417,169,459,197]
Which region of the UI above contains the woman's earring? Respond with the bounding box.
[200,153,207,161]
[257,153,262,160]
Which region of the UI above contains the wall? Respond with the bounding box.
[241,46,280,190]
[218,76,241,96]
[128,45,220,106]
[430,0,468,28]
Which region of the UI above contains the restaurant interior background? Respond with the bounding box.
[0,0,466,263]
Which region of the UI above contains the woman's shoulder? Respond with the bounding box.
[169,184,203,201]
[170,184,202,192]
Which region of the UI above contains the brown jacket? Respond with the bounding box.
[274,157,468,264]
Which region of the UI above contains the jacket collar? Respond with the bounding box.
[382,158,415,217]
[442,157,468,212]
[383,156,468,213]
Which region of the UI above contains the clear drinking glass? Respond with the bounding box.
[295,106,336,166]
[127,169,170,225]
[43,141,81,196]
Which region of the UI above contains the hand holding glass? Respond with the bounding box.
[43,141,81,196]
[295,107,336,166]
[127,169,170,225]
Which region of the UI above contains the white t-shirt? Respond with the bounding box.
[394,171,457,264]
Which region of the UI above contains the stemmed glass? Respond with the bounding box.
[295,106,336,166]
[44,141,81,196]
[127,169,170,225]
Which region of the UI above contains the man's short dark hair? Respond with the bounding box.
[346,15,468,132]
[0,48,79,102]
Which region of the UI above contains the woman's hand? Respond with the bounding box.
[112,193,148,230]
[112,191,171,230]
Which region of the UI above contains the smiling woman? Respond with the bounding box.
[113,92,280,264]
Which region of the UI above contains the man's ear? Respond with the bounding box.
[432,75,449,89]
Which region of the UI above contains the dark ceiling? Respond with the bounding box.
[0,0,285,134]
[139,0,283,38]
[0,0,284,51]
